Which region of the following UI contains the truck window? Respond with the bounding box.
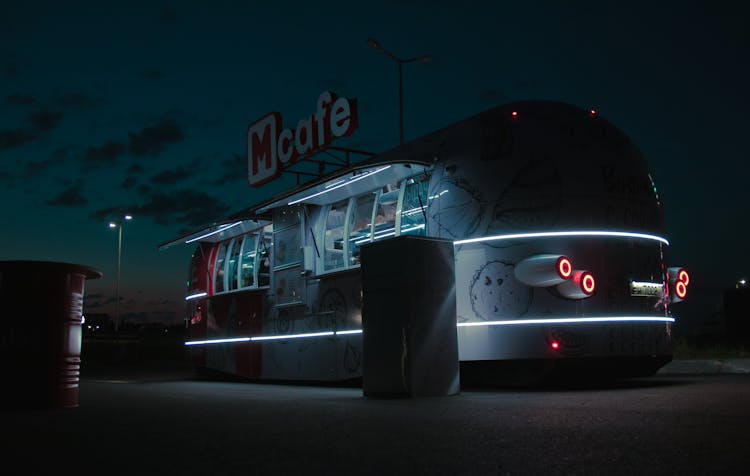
[226,238,241,290]
[239,234,256,288]
[372,183,399,242]
[348,192,376,265]
[324,199,348,271]
[401,177,428,236]
[214,241,228,293]
[257,225,272,287]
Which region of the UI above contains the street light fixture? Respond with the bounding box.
[108,214,132,335]
[367,38,432,145]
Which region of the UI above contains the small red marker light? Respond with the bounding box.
[581,272,596,295]
[551,341,560,350]
[589,109,597,117]
[511,111,518,118]
[675,280,687,299]
[557,256,573,279]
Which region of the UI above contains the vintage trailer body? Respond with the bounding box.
[162,101,687,383]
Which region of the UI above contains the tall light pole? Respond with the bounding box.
[367,38,432,145]
[108,214,132,335]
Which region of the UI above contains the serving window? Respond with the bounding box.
[211,225,271,296]
[226,238,241,290]
[400,176,428,236]
[213,241,228,293]
[348,192,376,265]
[324,199,348,271]
[372,183,399,242]
[239,234,256,288]
[317,175,429,274]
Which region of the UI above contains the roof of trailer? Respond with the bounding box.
[157,147,435,250]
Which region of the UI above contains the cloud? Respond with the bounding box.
[55,92,98,108]
[46,180,87,207]
[0,129,37,150]
[91,189,229,228]
[85,140,127,164]
[21,154,66,178]
[150,165,193,185]
[133,189,230,226]
[210,153,245,185]
[128,118,183,156]
[80,117,184,166]
[122,176,137,189]
[0,108,64,150]
[6,92,38,107]
[27,109,63,131]
[90,206,126,222]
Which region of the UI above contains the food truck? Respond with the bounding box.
[159,95,688,383]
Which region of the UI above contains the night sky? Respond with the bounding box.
[1,1,747,328]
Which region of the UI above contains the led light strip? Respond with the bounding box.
[251,331,334,341]
[185,329,363,346]
[288,165,392,205]
[354,224,425,245]
[185,292,208,301]
[457,316,675,327]
[184,317,676,346]
[630,281,663,288]
[185,221,243,244]
[185,337,251,346]
[454,230,670,246]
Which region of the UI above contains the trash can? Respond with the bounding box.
[0,261,102,409]
[360,236,459,397]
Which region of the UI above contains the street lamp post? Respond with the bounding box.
[367,38,432,145]
[108,214,132,335]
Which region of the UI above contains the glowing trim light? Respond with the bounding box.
[288,165,392,205]
[631,281,663,288]
[185,292,208,301]
[185,337,251,346]
[186,221,243,243]
[354,224,425,245]
[454,230,669,246]
[402,207,426,216]
[184,317,676,346]
[457,316,675,327]
[251,331,334,341]
[184,329,364,346]
[428,190,448,200]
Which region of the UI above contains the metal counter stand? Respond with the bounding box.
[360,236,459,397]
[0,261,102,409]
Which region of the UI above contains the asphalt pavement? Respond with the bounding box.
[2,358,748,475]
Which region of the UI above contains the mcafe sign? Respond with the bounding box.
[247,91,358,187]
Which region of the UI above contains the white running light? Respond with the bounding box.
[185,221,243,243]
[185,337,251,346]
[453,230,669,246]
[185,292,208,301]
[183,317,673,346]
[457,316,675,327]
[288,166,392,205]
